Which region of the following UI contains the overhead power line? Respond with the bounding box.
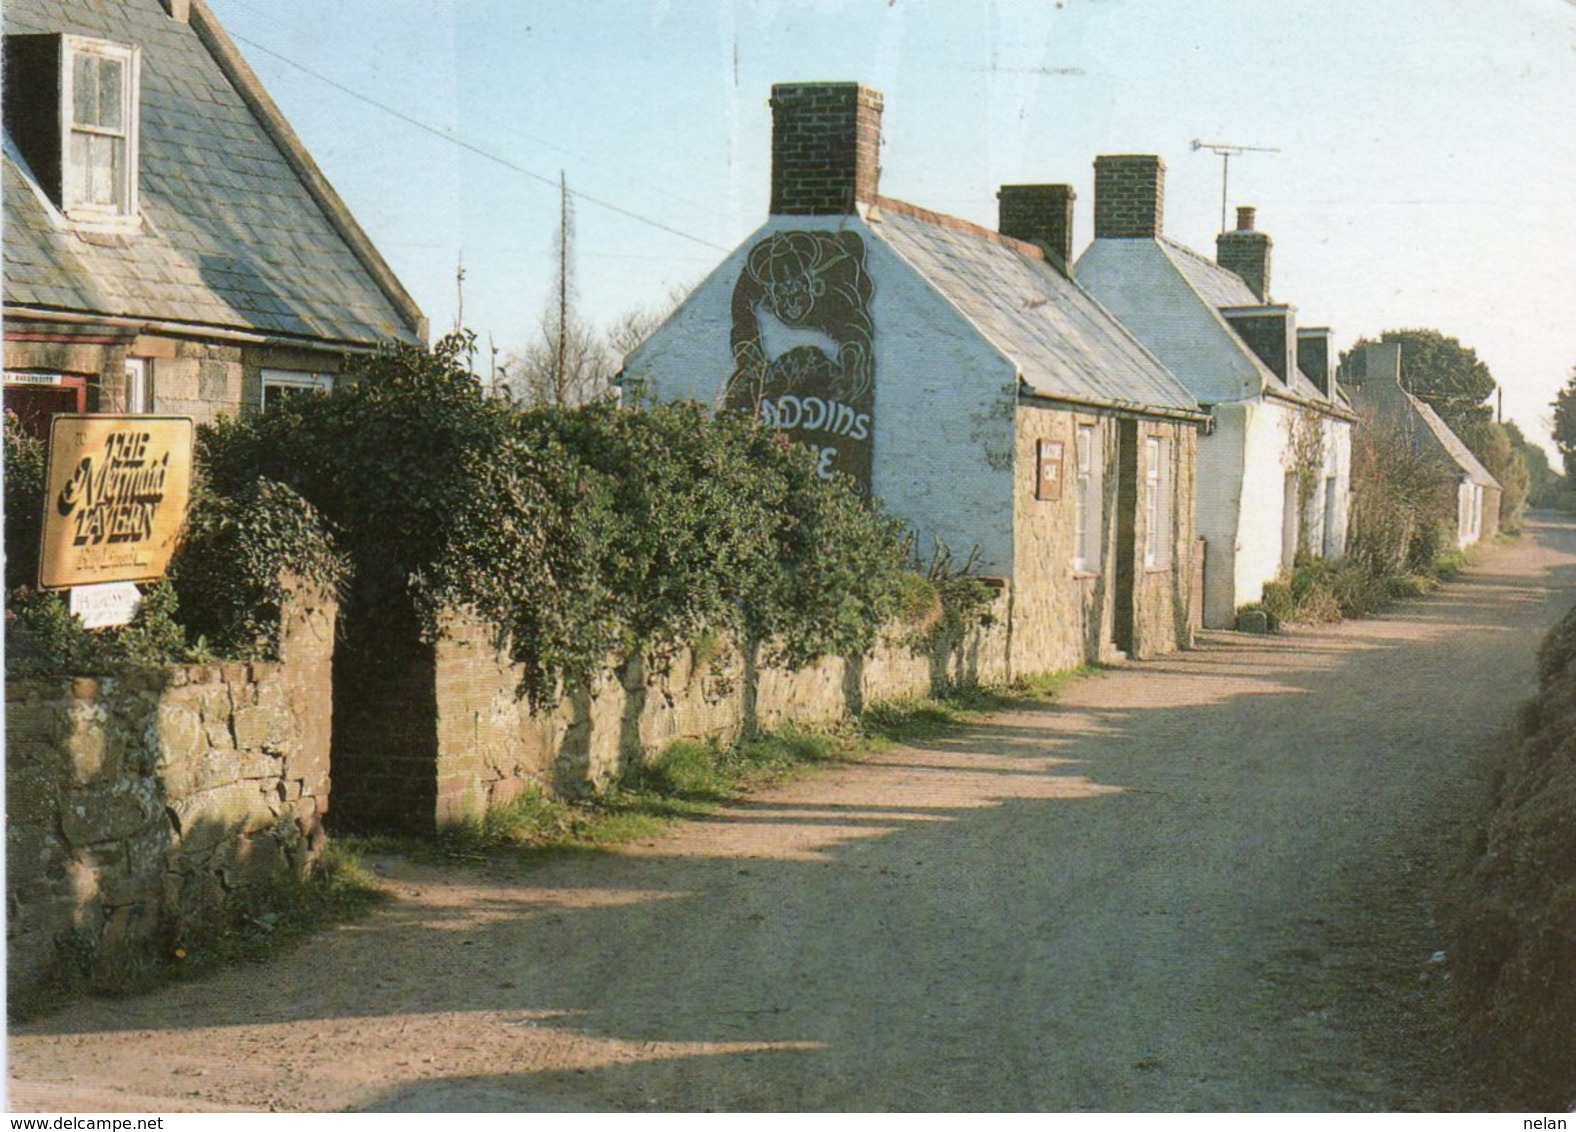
[228,31,732,254]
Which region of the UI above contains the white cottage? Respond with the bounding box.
[625,83,1209,672]
[1076,160,1355,628]
[1348,341,1501,548]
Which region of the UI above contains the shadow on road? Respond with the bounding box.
[15,519,1576,1112]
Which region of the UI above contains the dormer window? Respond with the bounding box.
[3,34,141,227]
[66,39,138,218]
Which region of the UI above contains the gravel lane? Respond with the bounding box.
[12,517,1575,1112]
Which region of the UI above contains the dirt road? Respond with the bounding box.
[12,518,1576,1112]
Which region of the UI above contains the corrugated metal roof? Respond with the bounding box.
[869,203,1198,415]
[3,0,420,346]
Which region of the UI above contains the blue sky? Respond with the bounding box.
[205,0,1576,450]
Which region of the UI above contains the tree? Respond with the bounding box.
[1552,366,1576,482]
[507,307,614,407]
[1459,417,1531,533]
[1343,328,1497,431]
[1505,420,1563,507]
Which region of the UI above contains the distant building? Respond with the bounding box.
[626,82,1209,671]
[1077,166,1355,628]
[3,0,425,436]
[1347,341,1501,548]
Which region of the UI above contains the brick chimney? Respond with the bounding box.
[1093,155,1165,239]
[998,184,1076,276]
[769,82,883,216]
[1217,205,1272,301]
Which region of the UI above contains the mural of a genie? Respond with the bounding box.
[726,230,875,488]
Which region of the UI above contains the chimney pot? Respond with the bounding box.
[1216,205,1272,301]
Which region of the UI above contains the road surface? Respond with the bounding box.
[12,517,1576,1112]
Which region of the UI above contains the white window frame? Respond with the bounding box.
[60,36,141,226]
[1073,423,1102,573]
[261,369,334,412]
[124,357,151,413]
[1144,434,1172,569]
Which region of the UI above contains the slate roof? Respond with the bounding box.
[3,0,422,347]
[868,199,1201,418]
[1077,235,1346,413]
[1411,396,1498,488]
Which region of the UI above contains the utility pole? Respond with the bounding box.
[556,172,570,398]
[1192,139,1280,233]
[453,252,466,334]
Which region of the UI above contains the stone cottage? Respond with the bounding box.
[1347,341,1501,547]
[1076,162,1355,628]
[624,82,1209,673]
[2,0,426,437]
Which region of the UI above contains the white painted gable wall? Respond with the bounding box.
[622,214,1020,577]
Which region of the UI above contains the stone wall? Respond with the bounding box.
[1010,405,1197,668]
[3,330,345,426]
[353,593,1013,832]
[5,585,336,1005]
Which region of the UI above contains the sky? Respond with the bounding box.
[203,0,1576,452]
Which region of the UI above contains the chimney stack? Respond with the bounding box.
[1093,155,1165,239]
[1217,205,1272,301]
[769,82,884,216]
[998,184,1076,276]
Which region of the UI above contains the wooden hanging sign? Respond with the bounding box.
[39,415,193,589]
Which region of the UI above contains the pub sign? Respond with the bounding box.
[39,415,194,589]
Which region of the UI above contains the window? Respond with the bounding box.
[1073,423,1102,572]
[124,358,151,413]
[261,369,333,412]
[1144,435,1172,569]
[63,37,139,221]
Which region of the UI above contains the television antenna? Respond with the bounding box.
[1192,139,1280,233]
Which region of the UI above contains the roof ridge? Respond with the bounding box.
[871,195,1044,260]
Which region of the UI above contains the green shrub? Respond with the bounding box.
[1259,579,1294,627]
[5,582,195,679]
[197,335,912,708]
[172,479,347,659]
[3,414,46,593]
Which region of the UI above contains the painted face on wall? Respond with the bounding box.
[761,251,825,323]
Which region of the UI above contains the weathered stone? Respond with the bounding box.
[59,782,163,847]
[219,830,288,888]
[199,685,233,724]
[233,704,290,752]
[6,696,67,743]
[1237,608,1271,634]
[169,781,276,850]
[155,704,205,771]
